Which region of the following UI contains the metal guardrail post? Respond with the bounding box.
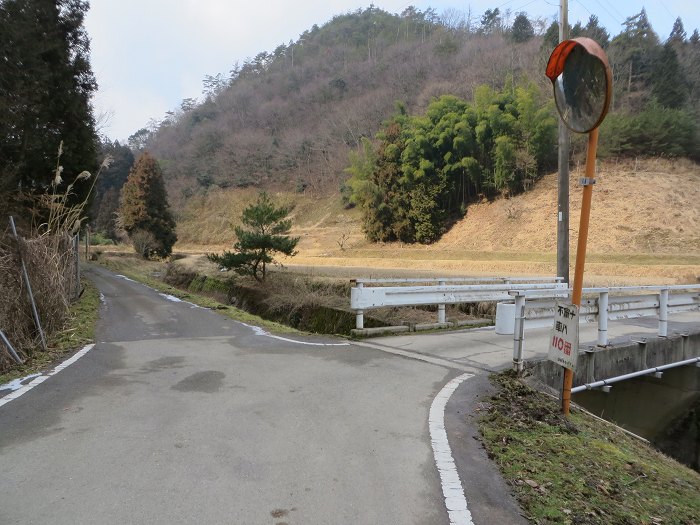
[355,281,364,329]
[658,288,669,337]
[437,280,446,324]
[597,291,609,346]
[511,292,526,373]
[356,310,364,330]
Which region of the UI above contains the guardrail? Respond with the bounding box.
[350,277,566,330]
[350,279,700,344]
[519,285,700,345]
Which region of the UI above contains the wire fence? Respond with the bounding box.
[0,218,81,372]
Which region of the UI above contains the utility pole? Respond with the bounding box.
[557,0,570,284]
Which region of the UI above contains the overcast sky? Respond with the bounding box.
[85,1,699,142]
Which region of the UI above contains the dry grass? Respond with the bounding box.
[172,159,700,286]
[0,230,82,370]
[0,148,111,371]
[438,157,700,255]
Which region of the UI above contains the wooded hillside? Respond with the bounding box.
[124,6,699,243]
[135,7,550,204]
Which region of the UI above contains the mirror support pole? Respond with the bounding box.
[557,0,570,286]
[562,127,599,415]
[557,123,570,286]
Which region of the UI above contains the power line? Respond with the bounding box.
[494,0,519,11]
[656,0,676,21]
[595,0,625,22]
[572,0,593,17]
[585,0,623,26]
[512,0,541,14]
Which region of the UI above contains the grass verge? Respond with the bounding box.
[0,277,100,386]
[479,371,700,525]
[94,255,299,334]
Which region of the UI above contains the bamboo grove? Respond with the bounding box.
[345,82,557,243]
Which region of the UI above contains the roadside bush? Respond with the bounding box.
[129,230,158,259]
[89,231,114,245]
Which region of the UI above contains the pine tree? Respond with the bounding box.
[668,17,687,46]
[510,14,534,43]
[119,152,177,258]
[583,15,610,48]
[609,8,661,110]
[208,193,299,282]
[652,43,688,108]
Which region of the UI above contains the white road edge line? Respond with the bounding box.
[430,373,475,525]
[116,273,350,347]
[238,321,350,347]
[0,344,96,409]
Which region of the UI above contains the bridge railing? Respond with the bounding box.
[350,278,700,345]
[350,277,566,330]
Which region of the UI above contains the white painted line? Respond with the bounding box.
[238,322,350,347]
[0,344,95,409]
[0,373,41,392]
[114,271,344,344]
[430,373,475,525]
[158,293,203,309]
[159,293,183,302]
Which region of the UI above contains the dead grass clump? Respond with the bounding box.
[0,231,79,370]
[0,147,111,372]
[262,273,351,314]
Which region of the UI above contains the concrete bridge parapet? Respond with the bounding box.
[529,330,700,391]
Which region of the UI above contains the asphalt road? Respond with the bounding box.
[0,265,523,525]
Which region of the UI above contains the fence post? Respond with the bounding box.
[74,233,80,300]
[658,288,669,337]
[9,216,47,351]
[510,291,526,373]
[437,280,446,324]
[597,291,609,346]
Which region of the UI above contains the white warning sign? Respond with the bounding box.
[548,303,579,371]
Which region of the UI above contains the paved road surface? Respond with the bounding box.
[0,266,523,524]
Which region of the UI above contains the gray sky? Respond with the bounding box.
[85,1,699,142]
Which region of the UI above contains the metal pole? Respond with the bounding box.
[597,291,609,346]
[658,288,669,337]
[563,127,599,415]
[437,280,446,324]
[355,282,364,329]
[0,329,23,364]
[557,0,570,286]
[572,357,700,393]
[512,293,526,373]
[9,216,47,351]
[74,233,80,300]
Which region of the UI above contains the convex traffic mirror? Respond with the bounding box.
[546,37,612,133]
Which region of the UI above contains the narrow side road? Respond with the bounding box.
[1,265,482,525]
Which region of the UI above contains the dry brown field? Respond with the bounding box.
[163,158,700,287]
